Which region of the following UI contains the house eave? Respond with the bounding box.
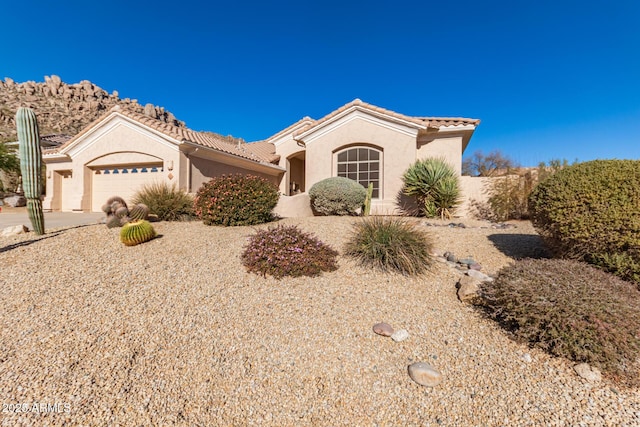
[181,142,285,175]
[296,106,425,144]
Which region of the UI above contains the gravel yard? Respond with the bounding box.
[1,217,639,426]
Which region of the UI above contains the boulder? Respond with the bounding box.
[456,276,481,304]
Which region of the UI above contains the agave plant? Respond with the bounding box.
[402,157,461,219]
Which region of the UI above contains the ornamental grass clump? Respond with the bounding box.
[194,174,279,226]
[344,216,433,275]
[131,182,194,221]
[242,225,338,278]
[528,159,640,285]
[480,258,640,387]
[308,176,367,216]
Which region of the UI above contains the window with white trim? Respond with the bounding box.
[336,147,381,198]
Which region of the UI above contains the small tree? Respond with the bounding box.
[0,143,19,173]
[462,150,516,177]
[0,143,20,191]
[402,157,461,219]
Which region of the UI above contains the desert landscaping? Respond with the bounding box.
[1,216,639,426]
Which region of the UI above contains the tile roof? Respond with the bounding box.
[49,106,278,166]
[41,134,73,146]
[293,99,480,138]
[262,117,315,143]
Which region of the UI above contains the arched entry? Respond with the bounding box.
[286,151,306,196]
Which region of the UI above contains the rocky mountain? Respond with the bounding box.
[0,75,185,143]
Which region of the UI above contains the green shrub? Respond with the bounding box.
[241,225,338,278]
[402,157,461,219]
[308,177,367,216]
[528,160,640,285]
[194,174,279,226]
[344,216,433,275]
[480,258,640,386]
[131,182,195,221]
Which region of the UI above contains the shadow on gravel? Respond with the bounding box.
[488,234,552,260]
[0,223,100,254]
[0,232,63,253]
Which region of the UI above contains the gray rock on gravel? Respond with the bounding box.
[467,269,493,282]
[3,195,26,207]
[2,224,29,236]
[390,329,409,342]
[573,363,602,382]
[408,362,443,387]
[373,322,394,337]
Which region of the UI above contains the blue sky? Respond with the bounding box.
[2,1,639,166]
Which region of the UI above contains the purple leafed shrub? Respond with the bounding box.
[242,225,338,279]
[480,258,640,387]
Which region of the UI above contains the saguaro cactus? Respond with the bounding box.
[16,107,45,235]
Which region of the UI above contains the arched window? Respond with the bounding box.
[336,147,381,198]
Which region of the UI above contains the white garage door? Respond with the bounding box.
[92,164,164,212]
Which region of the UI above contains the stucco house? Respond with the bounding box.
[42,99,480,215]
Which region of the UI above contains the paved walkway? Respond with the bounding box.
[0,208,104,230]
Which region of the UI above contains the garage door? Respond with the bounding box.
[92,164,164,212]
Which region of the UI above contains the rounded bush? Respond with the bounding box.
[131,182,195,221]
[194,174,279,226]
[480,258,640,386]
[344,216,433,275]
[242,225,338,278]
[308,177,367,216]
[402,157,461,219]
[528,160,640,284]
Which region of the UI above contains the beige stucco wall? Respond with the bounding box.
[417,134,463,175]
[44,118,180,211]
[302,117,419,215]
[189,156,280,193]
[458,176,492,217]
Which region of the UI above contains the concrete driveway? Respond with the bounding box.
[0,207,105,231]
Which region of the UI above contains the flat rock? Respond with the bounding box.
[574,363,601,382]
[467,269,493,282]
[373,322,394,337]
[2,224,29,237]
[391,329,409,342]
[408,362,443,387]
